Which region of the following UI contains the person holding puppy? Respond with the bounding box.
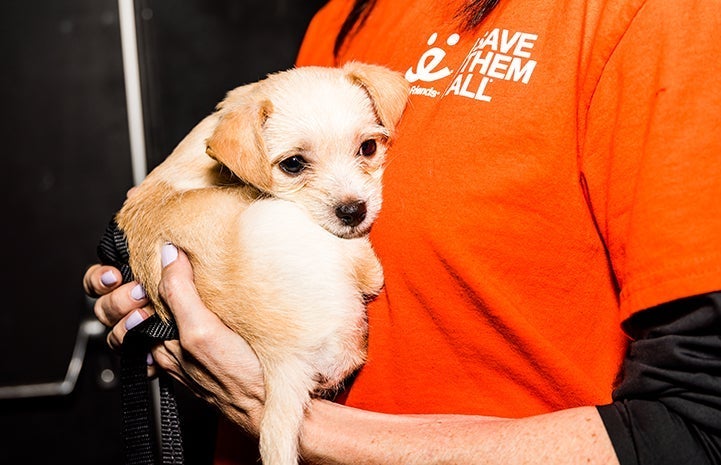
[85,0,721,463]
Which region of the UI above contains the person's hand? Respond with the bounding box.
[83,263,153,350]
[150,244,266,435]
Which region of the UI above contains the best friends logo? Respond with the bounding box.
[406,28,539,102]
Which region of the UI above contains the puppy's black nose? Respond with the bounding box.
[335,201,367,227]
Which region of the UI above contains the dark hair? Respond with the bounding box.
[333,0,501,57]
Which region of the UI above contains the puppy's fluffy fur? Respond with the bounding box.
[115,62,409,465]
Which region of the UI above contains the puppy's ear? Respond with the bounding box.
[206,96,274,192]
[215,82,257,110]
[343,61,410,132]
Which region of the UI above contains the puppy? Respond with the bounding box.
[115,62,409,465]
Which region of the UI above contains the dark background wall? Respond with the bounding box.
[0,1,326,463]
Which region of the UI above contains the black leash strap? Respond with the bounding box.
[98,219,185,465]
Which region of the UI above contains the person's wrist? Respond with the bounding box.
[298,399,346,464]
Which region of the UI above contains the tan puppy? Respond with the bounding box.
[115,62,409,465]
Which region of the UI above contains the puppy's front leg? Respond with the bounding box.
[349,240,385,298]
[258,359,317,465]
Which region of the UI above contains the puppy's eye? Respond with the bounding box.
[279,155,308,175]
[359,139,377,157]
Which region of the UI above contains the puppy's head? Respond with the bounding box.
[206,62,409,238]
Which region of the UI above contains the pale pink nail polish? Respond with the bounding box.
[125,310,145,330]
[101,270,118,286]
[161,243,178,267]
[131,284,146,301]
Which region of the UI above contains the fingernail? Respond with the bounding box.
[131,284,146,301]
[146,352,154,365]
[125,310,145,330]
[101,270,118,286]
[161,243,178,268]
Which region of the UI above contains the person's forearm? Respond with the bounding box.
[300,400,619,465]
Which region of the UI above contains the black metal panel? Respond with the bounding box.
[0,0,327,463]
[0,1,134,463]
[0,0,132,387]
[136,0,328,170]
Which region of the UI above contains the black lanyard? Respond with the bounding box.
[98,219,185,465]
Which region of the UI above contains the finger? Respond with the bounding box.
[158,244,263,371]
[146,349,159,379]
[152,341,182,377]
[151,342,201,393]
[158,244,227,344]
[106,306,152,351]
[93,281,150,327]
[83,264,122,298]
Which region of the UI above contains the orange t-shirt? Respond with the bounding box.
[293,0,721,417]
[216,0,721,462]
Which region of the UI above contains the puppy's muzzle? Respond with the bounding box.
[335,200,367,228]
